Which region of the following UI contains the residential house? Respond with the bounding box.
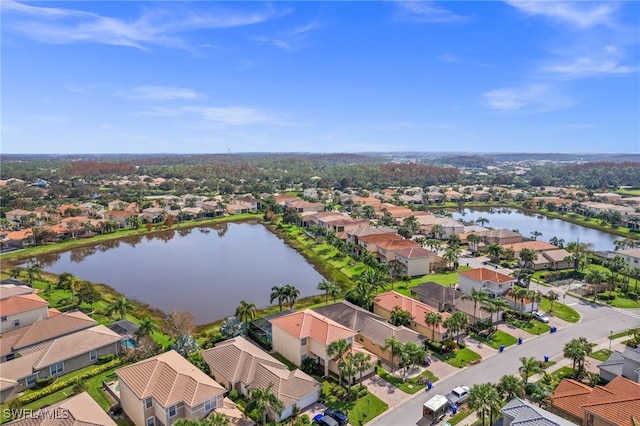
[580,201,635,217]
[203,336,321,422]
[376,239,423,264]
[594,192,623,204]
[393,246,437,276]
[548,376,640,426]
[457,268,515,298]
[0,229,35,249]
[0,283,33,298]
[4,209,34,225]
[285,200,326,213]
[270,310,357,376]
[616,248,640,269]
[5,392,118,426]
[78,202,105,218]
[501,397,575,426]
[225,202,250,215]
[237,196,261,211]
[201,200,226,217]
[347,227,398,254]
[116,350,226,426]
[410,282,495,322]
[372,291,451,342]
[358,233,403,258]
[104,210,138,228]
[1,310,97,362]
[501,241,559,268]
[0,325,121,402]
[0,293,49,333]
[141,207,165,223]
[538,249,573,270]
[468,229,522,252]
[598,346,640,383]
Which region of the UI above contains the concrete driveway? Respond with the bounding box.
[362,374,411,408]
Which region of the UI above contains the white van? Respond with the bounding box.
[420,394,449,425]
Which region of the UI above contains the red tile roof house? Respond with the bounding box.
[457,268,515,298]
[391,246,436,277]
[270,310,376,377]
[548,376,640,426]
[116,350,227,426]
[203,336,320,423]
[373,291,451,342]
[0,293,49,333]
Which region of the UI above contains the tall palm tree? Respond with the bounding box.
[235,300,257,327]
[424,312,443,343]
[486,297,511,324]
[461,288,487,325]
[529,290,542,315]
[475,217,490,227]
[382,336,404,373]
[338,354,357,390]
[546,290,560,313]
[468,383,501,426]
[246,383,284,425]
[510,286,527,318]
[519,248,538,269]
[327,338,352,386]
[345,281,377,311]
[563,337,591,378]
[317,280,340,305]
[497,374,523,401]
[444,311,468,345]
[270,284,289,312]
[26,263,43,284]
[135,316,159,342]
[9,267,22,279]
[209,412,231,426]
[487,243,503,264]
[519,356,542,386]
[107,296,133,320]
[443,245,461,270]
[352,351,373,389]
[514,268,534,290]
[284,284,300,310]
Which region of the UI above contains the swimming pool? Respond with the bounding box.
[122,338,136,349]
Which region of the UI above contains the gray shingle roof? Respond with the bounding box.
[312,300,380,332]
[501,397,575,426]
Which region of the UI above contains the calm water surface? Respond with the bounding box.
[25,222,325,324]
[451,208,619,251]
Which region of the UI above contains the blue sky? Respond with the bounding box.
[2,1,639,154]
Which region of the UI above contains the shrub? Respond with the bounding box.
[35,376,56,388]
[300,414,311,424]
[228,389,240,402]
[597,292,616,301]
[98,353,115,364]
[627,292,638,301]
[358,388,368,398]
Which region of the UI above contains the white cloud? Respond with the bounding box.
[483,84,572,112]
[138,105,287,126]
[252,20,321,50]
[541,45,639,79]
[120,86,203,101]
[505,1,616,28]
[1,0,285,50]
[395,1,471,24]
[438,53,460,63]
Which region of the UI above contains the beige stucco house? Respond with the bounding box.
[116,350,226,426]
[457,268,515,298]
[0,293,49,333]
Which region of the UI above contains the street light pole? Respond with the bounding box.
[609,330,613,354]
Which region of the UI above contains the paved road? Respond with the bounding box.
[369,293,640,426]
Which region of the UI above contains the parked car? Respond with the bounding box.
[533,311,550,323]
[324,408,349,426]
[313,414,339,426]
[445,385,470,407]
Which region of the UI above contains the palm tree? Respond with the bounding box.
[497,374,523,401]
[284,284,300,310]
[382,336,404,373]
[327,338,352,385]
[337,354,357,390]
[519,248,538,269]
[443,245,462,270]
[563,337,591,378]
[9,267,22,279]
[389,305,412,327]
[487,297,511,324]
[358,266,389,292]
[399,342,426,378]
[475,217,490,227]
[352,351,373,388]
[424,311,443,343]
[209,412,231,426]
[510,286,528,318]
[547,290,560,313]
[25,263,43,284]
[519,356,542,386]
[444,311,468,345]
[468,383,501,426]
[431,224,445,240]
[530,290,542,315]
[345,281,377,311]
[514,268,534,290]
[235,300,257,327]
[487,243,503,263]
[246,383,284,425]
[135,316,159,342]
[270,284,289,312]
[106,296,133,320]
[462,288,487,325]
[317,280,340,305]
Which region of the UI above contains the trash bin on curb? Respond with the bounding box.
[544,355,549,363]
[499,345,504,352]
[518,337,523,345]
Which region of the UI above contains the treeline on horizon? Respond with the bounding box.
[1,153,639,190]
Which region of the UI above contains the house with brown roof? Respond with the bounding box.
[4,209,35,224]
[0,229,35,249]
[5,391,118,426]
[285,200,326,213]
[394,246,437,276]
[270,310,357,376]
[1,310,97,362]
[616,248,640,269]
[0,293,49,333]
[501,241,559,262]
[358,233,403,258]
[372,291,451,342]
[468,229,522,252]
[104,210,139,228]
[457,268,515,298]
[0,325,122,402]
[537,249,572,271]
[116,350,226,426]
[376,239,423,264]
[548,376,640,426]
[410,282,496,323]
[203,336,320,422]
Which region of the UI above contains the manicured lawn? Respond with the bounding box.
[447,406,473,425]
[325,392,388,425]
[610,328,639,340]
[272,352,297,371]
[609,295,640,309]
[375,366,438,394]
[471,330,518,350]
[508,319,551,335]
[589,349,613,362]
[539,299,580,323]
[432,348,482,368]
[549,366,574,381]
[393,269,472,296]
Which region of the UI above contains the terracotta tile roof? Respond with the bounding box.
[502,241,558,253]
[373,291,450,333]
[2,229,34,242]
[0,293,48,316]
[358,233,402,244]
[250,363,320,407]
[375,239,421,251]
[1,311,96,356]
[105,210,136,218]
[116,350,225,408]
[5,392,118,426]
[459,268,513,284]
[270,310,355,345]
[552,377,640,425]
[394,246,435,259]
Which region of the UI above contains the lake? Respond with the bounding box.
[451,207,619,251]
[24,222,325,324]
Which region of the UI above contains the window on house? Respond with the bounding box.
[204,399,214,412]
[146,417,155,426]
[301,338,307,346]
[144,397,153,409]
[89,350,97,361]
[167,405,177,418]
[1,316,6,322]
[301,354,308,361]
[49,362,64,376]
[6,354,15,361]
[26,374,38,387]
[13,319,19,327]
